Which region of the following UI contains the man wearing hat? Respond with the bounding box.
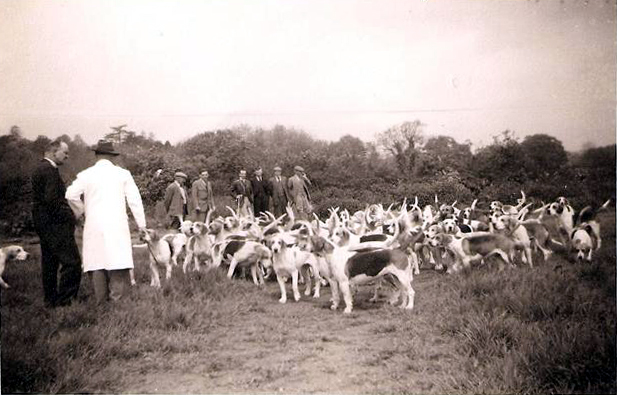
[251,167,270,217]
[31,139,82,308]
[164,171,189,229]
[287,165,312,220]
[268,166,289,217]
[230,169,253,217]
[65,140,146,304]
[191,170,215,222]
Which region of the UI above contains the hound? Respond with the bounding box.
[141,229,174,288]
[570,200,610,262]
[224,240,272,285]
[547,199,575,236]
[430,232,525,273]
[263,232,322,303]
[168,220,193,266]
[313,219,419,314]
[493,215,534,267]
[460,199,490,231]
[0,245,29,288]
[183,221,213,272]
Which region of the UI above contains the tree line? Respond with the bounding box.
[0,122,614,236]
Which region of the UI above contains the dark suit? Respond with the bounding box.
[31,159,81,307]
[268,176,289,217]
[251,176,270,216]
[231,178,253,217]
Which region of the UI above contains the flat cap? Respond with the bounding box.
[294,165,304,172]
[273,166,282,171]
[174,172,188,179]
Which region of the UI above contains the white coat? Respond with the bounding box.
[65,159,146,272]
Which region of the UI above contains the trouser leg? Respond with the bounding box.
[55,224,82,306]
[108,269,130,302]
[90,270,110,305]
[39,236,59,307]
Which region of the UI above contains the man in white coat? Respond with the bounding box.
[66,140,147,304]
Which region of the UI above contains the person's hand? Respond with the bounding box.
[138,227,147,237]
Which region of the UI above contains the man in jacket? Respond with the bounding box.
[288,165,312,221]
[191,170,215,222]
[230,169,253,218]
[31,140,81,308]
[268,166,289,217]
[251,167,270,217]
[164,172,188,229]
[65,140,146,305]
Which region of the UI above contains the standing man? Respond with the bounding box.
[191,170,215,222]
[251,167,270,217]
[31,139,82,308]
[268,166,289,217]
[231,169,253,217]
[164,171,188,229]
[65,140,146,305]
[288,165,313,221]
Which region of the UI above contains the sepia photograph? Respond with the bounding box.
[0,0,615,393]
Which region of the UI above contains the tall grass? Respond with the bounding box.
[440,211,616,394]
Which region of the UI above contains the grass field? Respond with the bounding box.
[1,211,615,394]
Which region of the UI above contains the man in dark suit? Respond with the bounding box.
[268,166,289,217]
[231,170,253,217]
[251,167,270,217]
[31,140,81,308]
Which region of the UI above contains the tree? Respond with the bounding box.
[421,135,472,176]
[376,120,425,176]
[471,130,526,184]
[520,134,568,180]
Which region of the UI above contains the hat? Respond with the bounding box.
[239,169,247,175]
[294,165,304,172]
[273,166,282,171]
[174,172,188,179]
[200,170,209,176]
[92,140,120,155]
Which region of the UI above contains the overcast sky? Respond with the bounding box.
[1,0,615,151]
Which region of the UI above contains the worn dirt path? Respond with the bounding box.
[109,270,466,394]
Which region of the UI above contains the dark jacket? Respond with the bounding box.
[31,160,75,227]
[231,178,253,203]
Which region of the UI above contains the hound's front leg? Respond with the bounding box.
[291,270,301,302]
[340,279,353,314]
[276,274,288,303]
[312,271,321,298]
[194,255,201,272]
[150,263,161,288]
[182,253,192,273]
[329,278,340,310]
[165,262,172,280]
[227,258,239,279]
[302,267,312,296]
[250,264,260,286]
